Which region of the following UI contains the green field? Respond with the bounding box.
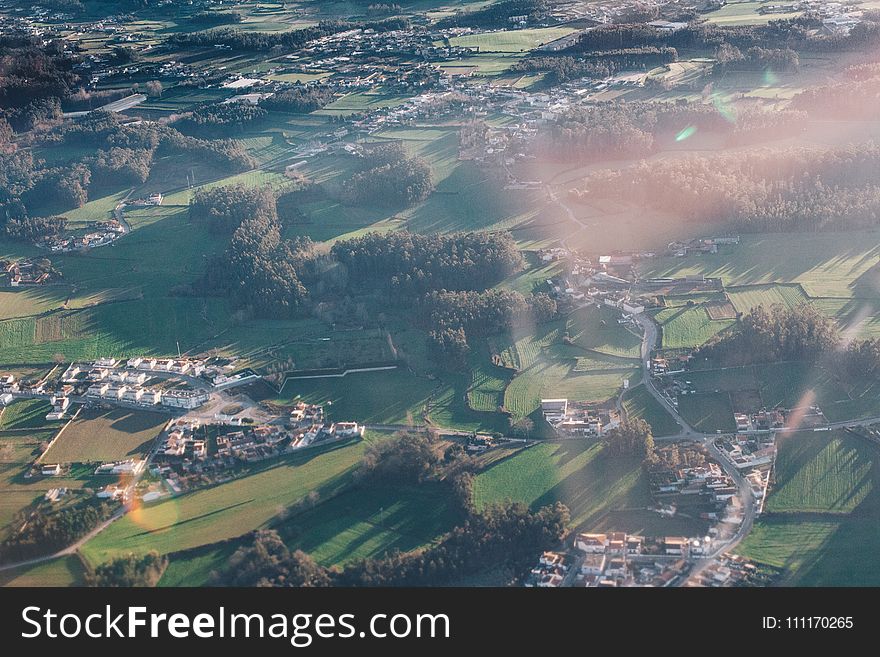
[474,441,707,535]
[738,431,880,585]
[655,305,735,349]
[277,483,462,567]
[41,407,168,464]
[503,359,635,419]
[0,428,108,534]
[757,361,880,422]
[0,555,87,587]
[767,433,873,514]
[158,481,462,585]
[448,27,577,52]
[705,0,801,25]
[0,399,56,431]
[468,361,510,412]
[0,288,69,321]
[642,232,880,299]
[677,392,735,432]
[727,284,809,314]
[158,543,237,587]
[278,368,435,426]
[81,433,386,564]
[566,306,643,358]
[622,385,681,437]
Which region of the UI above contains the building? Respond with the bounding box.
[541,398,568,418]
[46,396,70,420]
[576,532,608,554]
[140,389,162,405]
[161,389,210,410]
[664,537,690,556]
[334,422,364,438]
[121,387,144,403]
[581,553,606,576]
[87,382,110,398]
[647,20,688,32]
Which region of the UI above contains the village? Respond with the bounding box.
[524,440,773,587]
[1,355,365,504]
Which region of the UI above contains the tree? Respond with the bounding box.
[86,551,168,587]
[218,530,331,587]
[145,80,163,98]
[603,418,654,459]
[359,431,440,483]
[510,416,534,438]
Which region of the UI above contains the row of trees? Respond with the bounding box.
[791,67,880,120]
[189,185,277,235]
[330,230,524,298]
[698,302,880,382]
[538,101,729,162]
[167,22,351,52]
[569,16,878,53]
[418,289,557,368]
[339,144,433,209]
[86,551,169,587]
[214,500,569,587]
[260,86,337,114]
[437,0,547,28]
[573,141,880,232]
[0,35,79,109]
[714,44,799,73]
[697,303,839,366]
[174,102,268,138]
[0,498,116,563]
[512,48,678,85]
[196,185,316,319]
[603,418,655,459]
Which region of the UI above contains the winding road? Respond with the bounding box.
[630,312,757,563]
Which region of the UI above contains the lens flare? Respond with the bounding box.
[785,389,816,432]
[128,489,180,532]
[711,93,737,123]
[763,68,778,86]
[675,125,697,142]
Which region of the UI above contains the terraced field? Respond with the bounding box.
[655,305,735,349]
[738,431,880,585]
[727,283,809,314]
[767,434,874,514]
[468,362,510,412]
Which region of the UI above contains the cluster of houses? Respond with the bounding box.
[667,236,740,258]
[3,258,58,286]
[149,405,365,492]
[1,373,50,401]
[684,553,773,587]
[648,456,738,507]
[715,433,778,512]
[45,220,125,252]
[85,381,209,410]
[530,536,701,587]
[62,358,211,411]
[526,551,571,588]
[540,398,620,437]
